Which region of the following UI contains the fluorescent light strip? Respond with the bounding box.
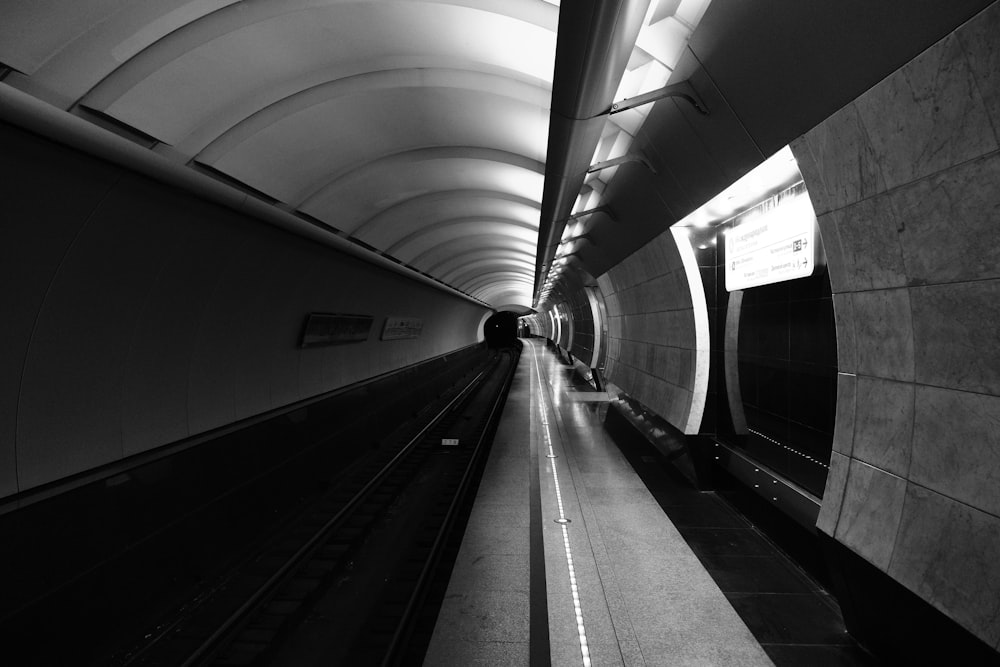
[530,343,592,667]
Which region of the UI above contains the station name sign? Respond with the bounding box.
[725,194,817,291]
[381,316,423,340]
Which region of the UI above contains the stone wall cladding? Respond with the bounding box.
[597,231,698,433]
[791,1,1000,648]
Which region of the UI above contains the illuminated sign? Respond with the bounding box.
[725,193,817,291]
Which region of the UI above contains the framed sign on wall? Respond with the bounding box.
[299,313,374,347]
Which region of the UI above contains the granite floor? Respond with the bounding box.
[424,340,777,666]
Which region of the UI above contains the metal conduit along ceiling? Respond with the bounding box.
[0,0,560,314]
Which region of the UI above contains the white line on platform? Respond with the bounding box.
[530,344,592,667]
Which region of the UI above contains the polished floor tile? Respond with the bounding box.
[763,643,882,667]
[727,592,853,645]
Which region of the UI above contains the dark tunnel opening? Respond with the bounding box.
[483,311,520,348]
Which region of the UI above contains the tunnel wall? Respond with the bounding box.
[565,288,595,366]
[0,123,490,501]
[791,3,1000,648]
[596,229,702,433]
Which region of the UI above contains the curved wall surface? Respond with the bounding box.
[792,3,1000,647]
[596,228,705,433]
[0,123,490,500]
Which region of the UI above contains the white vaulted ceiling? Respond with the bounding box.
[1,0,559,311]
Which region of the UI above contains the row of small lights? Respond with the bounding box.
[747,427,829,469]
[530,344,592,667]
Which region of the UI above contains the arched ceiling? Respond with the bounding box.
[9,1,979,316]
[0,0,559,310]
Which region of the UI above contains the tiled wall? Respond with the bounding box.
[790,2,1000,647]
[596,230,700,432]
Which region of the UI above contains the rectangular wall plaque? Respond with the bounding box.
[725,193,817,291]
[299,313,373,347]
[381,316,423,340]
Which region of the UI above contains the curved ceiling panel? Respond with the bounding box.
[409,235,538,273]
[201,83,548,204]
[392,221,538,263]
[0,0,240,85]
[85,3,555,145]
[440,259,538,286]
[295,150,544,225]
[463,273,535,296]
[7,1,556,108]
[353,191,540,247]
[1,0,560,310]
[428,248,538,279]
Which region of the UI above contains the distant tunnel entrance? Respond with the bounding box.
[483,311,519,348]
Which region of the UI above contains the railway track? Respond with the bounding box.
[116,346,519,667]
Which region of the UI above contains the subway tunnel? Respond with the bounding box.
[2,1,999,664]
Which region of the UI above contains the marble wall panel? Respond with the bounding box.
[671,267,695,310]
[644,375,673,414]
[625,288,644,316]
[655,232,685,271]
[796,6,1000,645]
[893,152,1000,286]
[632,369,653,405]
[608,315,623,339]
[817,451,851,536]
[816,210,849,293]
[795,102,885,214]
[851,376,914,477]
[832,372,857,457]
[889,484,1000,648]
[633,244,657,280]
[621,313,642,344]
[835,459,907,571]
[851,288,914,382]
[652,345,672,379]
[835,193,909,291]
[597,273,615,295]
[640,341,656,370]
[639,278,673,312]
[612,287,631,315]
[609,263,632,292]
[657,275,681,309]
[668,310,696,349]
[957,0,1000,144]
[660,271,686,311]
[645,311,664,344]
[624,257,648,289]
[649,311,672,344]
[652,236,678,273]
[605,294,621,317]
[619,341,643,370]
[832,293,857,373]
[911,385,1000,518]
[855,32,997,191]
[609,362,632,393]
[911,279,1000,395]
[789,136,828,216]
[607,266,626,292]
[678,348,694,389]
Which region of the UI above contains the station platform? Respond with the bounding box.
[423,338,776,666]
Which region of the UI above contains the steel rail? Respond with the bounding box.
[379,348,520,666]
[178,364,493,667]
